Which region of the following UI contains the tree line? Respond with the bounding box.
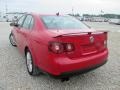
[69,13,120,19]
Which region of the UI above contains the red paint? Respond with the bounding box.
[11,13,108,76]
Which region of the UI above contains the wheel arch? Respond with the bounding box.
[24,45,38,67]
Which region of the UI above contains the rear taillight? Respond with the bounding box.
[48,42,64,54]
[48,42,74,54]
[65,43,74,52]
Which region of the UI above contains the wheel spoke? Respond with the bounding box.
[26,52,33,72]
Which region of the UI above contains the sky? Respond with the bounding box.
[0,0,120,15]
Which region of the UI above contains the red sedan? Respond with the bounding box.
[9,13,108,78]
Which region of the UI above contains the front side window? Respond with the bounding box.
[41,15,89,30]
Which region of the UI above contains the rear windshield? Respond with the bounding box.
[41,16,89,29]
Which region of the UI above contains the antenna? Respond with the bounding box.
[56,12,59,16]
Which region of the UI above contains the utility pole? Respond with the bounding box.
[0,0,1,16]
[0,0,1,15]
[72,7,74,16]
[5,0,8,22]
[5,0,8,14]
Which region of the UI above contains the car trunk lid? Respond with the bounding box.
[48,29,108,59]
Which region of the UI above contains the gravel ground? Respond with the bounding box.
[0,22,120,90]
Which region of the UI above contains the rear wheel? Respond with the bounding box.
[9,33,17,47]
[25,49,40,76]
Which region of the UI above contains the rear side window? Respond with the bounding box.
[29,17,34,29]
[17,15,26,27]
[22,15,34,29]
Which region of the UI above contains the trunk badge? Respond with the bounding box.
[90,36,94,43]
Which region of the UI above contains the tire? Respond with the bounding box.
[9,33,17,47]
[25,49,40,76]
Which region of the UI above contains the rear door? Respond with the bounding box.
[18,15,34,53]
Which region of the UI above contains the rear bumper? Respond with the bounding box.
[38,50,108,77]
[50,59,107,78]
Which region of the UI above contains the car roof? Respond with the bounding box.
[23,12,68,17]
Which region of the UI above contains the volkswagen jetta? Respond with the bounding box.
[9,13,108,78]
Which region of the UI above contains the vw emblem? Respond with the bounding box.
[89,36,94,43]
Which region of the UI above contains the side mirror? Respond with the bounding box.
[10,22,14,26]
[10,22,19,27]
